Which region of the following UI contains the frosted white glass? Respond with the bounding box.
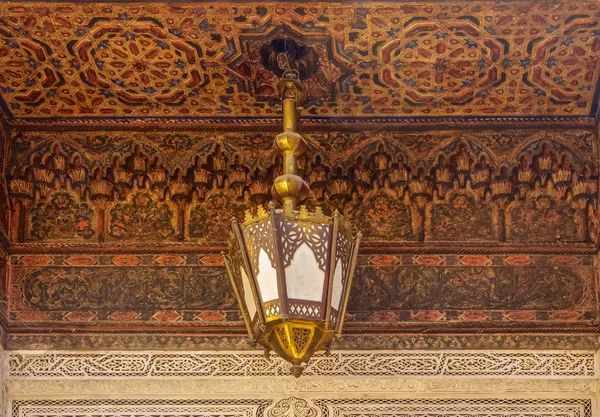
[240,266,257,319]
[331,258,344,310]
[285,243,325,302]
[256,249,279,301]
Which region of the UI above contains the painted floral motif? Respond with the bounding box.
[189,192,246,241]
[21,266,236,312]
[351,189,413,241]
[350,265,586,311]
[0,153,8,233]
[82,135,116,155]
[29,192,95,241]
[152,134,196,154]
[431,193,495,241]
[108,190,176,240]
[508,195,578,242]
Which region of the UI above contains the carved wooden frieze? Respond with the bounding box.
[5,129,598,246]
[1,127,597,347]
[0,0,600,352]
[0,121,9,245]
[6,253,595,333]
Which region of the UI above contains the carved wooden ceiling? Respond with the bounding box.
[0,1,600,123]
[0,0,599,351]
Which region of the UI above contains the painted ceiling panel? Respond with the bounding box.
[0,1,599,120]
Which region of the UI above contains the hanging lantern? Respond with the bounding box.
[222,68,361,377]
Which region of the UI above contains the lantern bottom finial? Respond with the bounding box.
[290,362,304,378]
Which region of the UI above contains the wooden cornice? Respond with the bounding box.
[6,116,597,135]
[8,241,599,255]
[6,321,600,336]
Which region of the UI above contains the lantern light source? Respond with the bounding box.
[222,61,361,377]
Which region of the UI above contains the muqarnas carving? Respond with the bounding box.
[6,130,598,244]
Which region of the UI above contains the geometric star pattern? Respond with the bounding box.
[0,1,600,119]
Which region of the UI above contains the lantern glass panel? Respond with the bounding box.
[285,242,326,302]
[240,265,257,320]
[331,258,344,311]
[256,248,279,301]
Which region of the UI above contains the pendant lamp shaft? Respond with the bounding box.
[276,76,308,212]
[282,150,298,213]
[281,80,299,176]
[282,97,298,132]
[284,152,298,176]
[283,195,297,213]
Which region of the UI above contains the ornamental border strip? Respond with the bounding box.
[7,119,597,135]
[6,350,597,379]
[7,378,598,397]
[8,397,595,417]
[7,242,599,255]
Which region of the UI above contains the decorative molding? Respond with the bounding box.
[5,350,597,417]
[11,399,272,417]
[7,350,597,379]
[7,378,597,397]
[309,398,593,417]
[6,241,599,255]
[8,397,594,417]
[6,117,599,133]
[7,334,600,352]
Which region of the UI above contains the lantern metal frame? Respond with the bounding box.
[223,205,360,376]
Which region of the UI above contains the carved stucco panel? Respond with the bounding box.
[6,397,595,417]
[7,350,597,379]
[4,350,598,417]
[6,378,598,397]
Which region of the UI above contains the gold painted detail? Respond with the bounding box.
[272,71,310,215]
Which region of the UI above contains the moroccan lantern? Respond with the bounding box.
[222,68,361,377]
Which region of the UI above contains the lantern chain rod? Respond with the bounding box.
[272,52,310,215]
